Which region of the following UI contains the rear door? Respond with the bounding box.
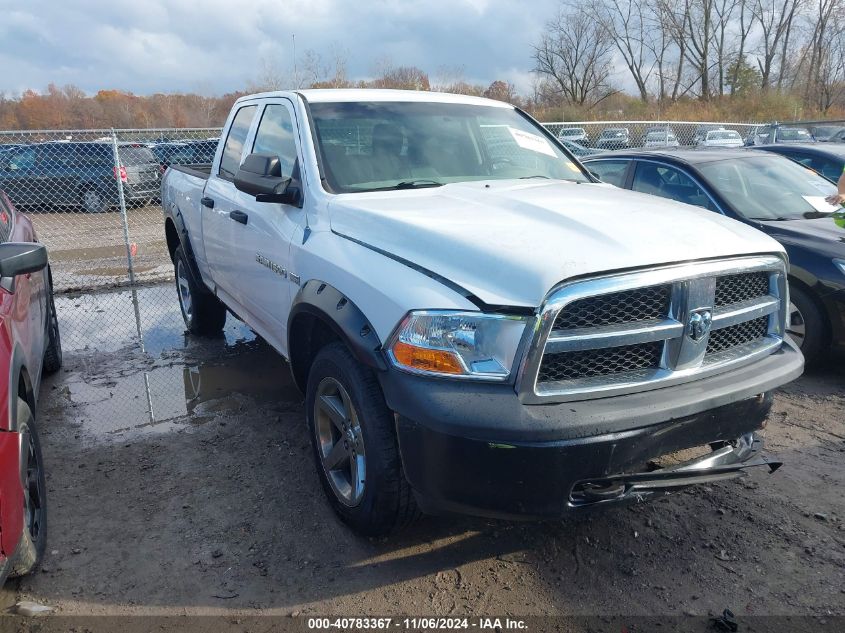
[202,103,259,304]
[232,99,306,353]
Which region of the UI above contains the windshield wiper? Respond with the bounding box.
[519,175,550,179]
[747,216,792,221]
[392,179,443,189]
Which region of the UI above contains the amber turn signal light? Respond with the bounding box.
[391,341,465,375]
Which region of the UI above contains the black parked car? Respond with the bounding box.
[0,142,160,213]
[754,143,845,183]
[151,140,218,174]
[584,149,845,364]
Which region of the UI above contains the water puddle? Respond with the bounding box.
[50,284,302,442]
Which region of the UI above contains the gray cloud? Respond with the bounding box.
[0,0,559,96]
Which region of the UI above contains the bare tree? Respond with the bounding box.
[532,7,618,107]
[752,0,804,91]
[660,0,718,99]
[586,0,655,102]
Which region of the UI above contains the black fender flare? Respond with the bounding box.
[287,281,387,392]
[6,344,34,432]
[164,203,208,294]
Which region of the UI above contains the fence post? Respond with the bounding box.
[111,128,136,286]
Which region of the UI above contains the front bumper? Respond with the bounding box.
[380,340,802,519]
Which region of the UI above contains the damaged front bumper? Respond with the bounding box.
[568,432,779,507]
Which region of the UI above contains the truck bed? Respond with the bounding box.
[169,163,212,179]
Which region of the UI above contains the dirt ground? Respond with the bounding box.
[29,205,171,292]
[1,285,843,628]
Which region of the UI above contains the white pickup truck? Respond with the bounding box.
[161,90,803,535]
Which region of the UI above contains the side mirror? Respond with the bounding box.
[234,153,292,203]
[0,243,48,278]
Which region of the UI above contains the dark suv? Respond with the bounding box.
[151,140,218,174]
[0,142,160,213]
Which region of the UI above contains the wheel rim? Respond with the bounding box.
[49,293,61,352]
[314,377,366,507]
[786,301,806,348]
[176,259,193,322]
[18,422,44,543]
[83,190,102,212]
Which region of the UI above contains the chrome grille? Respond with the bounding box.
[715,272,769,307]
[520,256,787,403]
[553,285,671,330]
[706,316,768,355]
[538,343,662,382]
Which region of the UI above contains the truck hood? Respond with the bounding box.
[328,180,784,307]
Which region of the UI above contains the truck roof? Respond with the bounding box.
[236,88,513,109]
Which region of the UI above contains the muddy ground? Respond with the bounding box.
[1,285,843,627]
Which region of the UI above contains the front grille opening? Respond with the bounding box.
[553,285,671,330]
[715,272,769,307]
[538,341,662,383]
[706,316,768,355]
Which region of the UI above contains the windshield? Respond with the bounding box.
[309,101,588,193]
[698,156,838,220]
[708,131,740,140]
[559,128,584,136]
[647,132,675,141]
[778,128,813,141]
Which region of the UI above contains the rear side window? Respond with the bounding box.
[252,104,299,178]
[588,160,630,187]
[219,105,257,180]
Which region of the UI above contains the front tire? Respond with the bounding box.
[9,398,47,578]
[787,285,827,366]
[306,342,419,536]
[174,245,226,336]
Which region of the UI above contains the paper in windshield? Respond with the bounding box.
[508,128,556,157]
[802,196,839,213]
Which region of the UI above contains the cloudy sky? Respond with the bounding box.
[0,0,562,96]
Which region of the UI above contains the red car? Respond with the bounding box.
[0,191,61,585]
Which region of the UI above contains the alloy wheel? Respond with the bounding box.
[176,259,193,322]
[314,377,366,506]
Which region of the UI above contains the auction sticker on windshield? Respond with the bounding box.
[802,196,839,213]
[508,127,556,157]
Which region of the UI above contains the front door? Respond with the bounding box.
[233,99,305,355]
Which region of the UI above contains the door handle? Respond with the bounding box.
[229,210,248,225]
[200,196,215,209]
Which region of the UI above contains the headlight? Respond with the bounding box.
[387,311,529,380]
[834,259,845,276]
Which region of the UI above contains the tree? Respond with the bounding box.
[587,0,655,102]
[726,54,763,94]
[483,80,517,102]
[752,0,804,91]
[532,7,618,107]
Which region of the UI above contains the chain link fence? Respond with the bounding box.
[4,118,839,425]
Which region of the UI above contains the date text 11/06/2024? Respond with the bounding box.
[307,617,528,630]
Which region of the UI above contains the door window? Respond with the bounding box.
[252,104,299,178]
[587,160,630,187]
[219,105,257,181]
[632,162,717,210]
